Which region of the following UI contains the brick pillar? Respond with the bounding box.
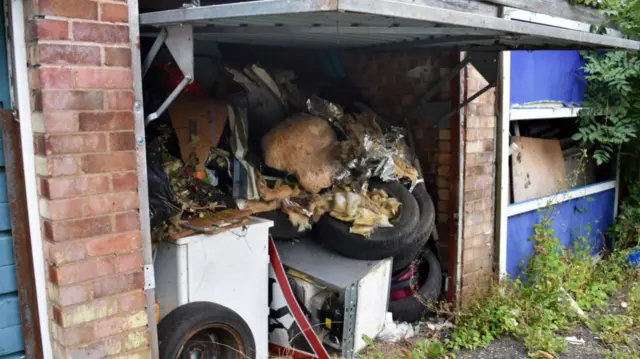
[459,64,497,299]
[24,1,150,357]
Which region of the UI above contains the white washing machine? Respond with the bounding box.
[154,217,272,359]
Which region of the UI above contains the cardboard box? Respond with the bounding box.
[168,94,228,172]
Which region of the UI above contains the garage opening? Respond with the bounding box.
[133,1,638,358]
[140,32,467,357]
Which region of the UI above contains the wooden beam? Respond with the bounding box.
[1,110,43,358]
[481,0,605,24]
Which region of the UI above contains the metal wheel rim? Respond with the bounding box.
[176,323,245,359]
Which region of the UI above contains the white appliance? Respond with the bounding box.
[269,239,392,359]
[154,217,273,359]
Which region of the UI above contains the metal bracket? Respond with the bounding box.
[342,283,358,359]
[144,264,156,290]
[142,28,167,78]
[142,24,194,125]
[434,82,497,124]
[408,55,472,121]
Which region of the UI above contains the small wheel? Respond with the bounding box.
[158,302,256,359]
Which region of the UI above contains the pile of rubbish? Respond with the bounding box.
[145,62,420,242]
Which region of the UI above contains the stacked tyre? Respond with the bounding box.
[315,181,420,261]
[313,181,443,322]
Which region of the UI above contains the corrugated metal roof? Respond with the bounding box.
[139,0,640,50]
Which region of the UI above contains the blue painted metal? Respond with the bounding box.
[510,51,586,107]
[506,188,615,277]
[0,138,4,166]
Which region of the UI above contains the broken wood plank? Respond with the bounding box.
[511,136,567,203]
[168,210,252,240]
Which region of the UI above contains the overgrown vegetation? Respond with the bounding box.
[362,205,640,359]
[570,0,640,251]
[361,160,639,359]
[359,4,640,358]
[446,208,640,358]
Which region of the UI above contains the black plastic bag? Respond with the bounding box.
[147,148,181,229]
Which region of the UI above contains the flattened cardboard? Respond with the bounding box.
[511,136,567,203]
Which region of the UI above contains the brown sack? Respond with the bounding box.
[262,113,339,193]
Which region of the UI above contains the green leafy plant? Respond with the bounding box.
[569,1,640,164]
[411,339,454,359]
[445,195,640,357]
[569,0,640,252]
[610,181,640,248]
[572,51,640,165]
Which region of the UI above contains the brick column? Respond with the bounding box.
[24,1,150,357]
[459,64,497,298]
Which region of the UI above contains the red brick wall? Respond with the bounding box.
[341,51,454,230]
[342,52,498,300]
[24,1,149,357]
[459,64,497,298]
[341,51,457,279]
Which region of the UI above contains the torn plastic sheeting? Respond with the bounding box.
[147,148,181,228]
[226,66,286,143]
[306,95,344,126]
[377,312,415,342]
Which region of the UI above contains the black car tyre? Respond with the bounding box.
[391,183,436,273]
[389,250,442,323]
[158,302,256,359]
[315,180,419,260]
